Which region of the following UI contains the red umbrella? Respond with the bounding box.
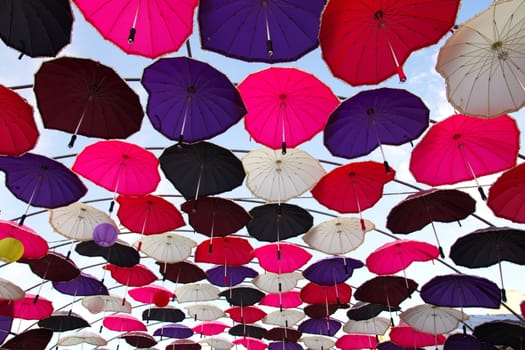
[194,236,254,266]
[335,334,377,349]
[193,321,231,336]
[103,313,147,331]
[488,163,525,223]
[319,0,460,86]
[410,114,519,199]
[73,0,198,58]
[0,85,38,156]
[128,284,174,305]
[389,323,446,348]
[225,306,267,324]
[0,220,48,259]
[260,291,303,309]
[300,282,352,305]
[238,67,339,153]
[366,239,440,275]
[117,194,185,235]
[103,263,157,287]
[0,294,53,320]
[252,243,311,273]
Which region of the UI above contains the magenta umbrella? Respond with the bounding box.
[253,243,312,273]
[103,313,147,332]
[0,220,48,259]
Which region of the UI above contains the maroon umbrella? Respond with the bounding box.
[265,327,302,342]
[20,251,80,282]
[1,328,53,350]
[157,261,207,284]
[120,331,158,348]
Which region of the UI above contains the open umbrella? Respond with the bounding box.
[206,265,258,287]
[0,0,72,58]
[225,306,267,324]
[73,0,198,58]
[167,339,202,350]
[473,320,525,350]
[443,333,498,350]
[335,334,377,350]
[265,327,302,342]
[143,307,186,323]
[103,263,157,287]
[409,114,519,200]
[253,243,312,273]
[389,324,446,348]
[200,336,233,350]
[142,56,246,143]
[103,313,147,332]
[268,341,303,350]
[301,335,335,350]
[347,301,401,321]
[436,0,525,118]
[120,331,158,348]
[193,321,231,336]
[58,329,108,347]
[300,282,352,305]
[159,261,207,284]
[324,87,429,172]
[319,0,460,85]
[304,304,347,319]
[230,324,268,339]
[488,163,525,223]
[238,67,339,153]
[81,294,131,314]
[75,239,140,267]
[0,220,48,259]
[34,56,144,147]
[129,284,173,305]
[0,85,38,156]
[154,323,194,339]
[21,251,79,283]
[260,291,302,309]
[52,272,108,297]
[186,304,225,321]
[378,341,423,350]
[298,318,341,336]
[198,0,325,63]
[175,282,220,303]
[399,304,468,334]
[0,294,53,320]
[133,232,196,263]
[303,257,363,286]
[233,337,268,350]
[0,278,24,301]
[219,286,265,306]
[253,272,302,294]
[343,317,391,335]
[38,311,90,332]
[195,236,253,266]
[263,310,305,328]
[0,328,53,350]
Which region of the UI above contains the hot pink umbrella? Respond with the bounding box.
[389,323,446,348]
[260,291,302,309]
[238,67,340,153]
[233,337,268,350]
[73,0,198,58]
[128,284,174,304]
[335,334,377,349]
[0,220,48,259]
[252,243,312,273]
[103,313,147,331]
[366,239,440,275]
[0,293,53,320]
[192,321,231,336]
[410,114,519,199]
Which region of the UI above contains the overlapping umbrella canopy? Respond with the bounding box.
[0,1,524,350]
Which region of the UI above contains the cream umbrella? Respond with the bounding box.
[0,277,24,300]
[199,336,234,350]
[253,271,303,293]
[399,303,469,334]
[133,232,196,263]
[300,335,335,350]
[343,317,391,335]
[263,309,305,328]
[186,303,225,321]
[81,294,132,314]
[175,282,220,303]
[58,329,108,347]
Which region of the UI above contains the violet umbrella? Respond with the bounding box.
[443,333,498,350]
[298,318,341,336]
[302,256,364,286]
[142,56,246,143]
[52,272,109,297]
[324,87,429,172]
[154,323,194,339]
[268,341,303,350]
[0,315,12,344]
[198,0,325,63]
[206,265,258,287]
[0,153,87,224]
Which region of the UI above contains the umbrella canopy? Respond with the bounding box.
[343,317,391,335]
[298,318,341,336]
[260,291,303,309]
[154,323,194,339]
[21,251,79,282]
[335,334,377,350]
[263,310,305,328]
[143,307,186,323]
[319,0,459,85]
[346,301,400,321]
[75,239,140,267]
[52,272,108,296]
[167,339,203,350]
[142,56,246,142]
[389,324,446,348]
[133,232,196,263]
[38,311,90,332]
[34,56,144,147]
[238,67,339,152]
[473,320,525,350]
[354,276,418,309]
[0,85,38,156]
[195,236,254,266]
[200,336,233,350]
[219,286,265,306]
[0,294,53,320]
[103,263,157,287]
[324,87,429,170]
[0,220,48,259]
[303,217,373,255]
[0,328,53,350]
[117,194,185,235]
[193,321,231,336]
[443,333,499,350]
[242,147,326,202]
[268,341,303,350]
[57,329,108,347]
[0,277,24,301]
[225,306,267,323]
[300,282,352,305]
[265,327,302,342]
[81,294,132,314]
[159,261,207,284]
[120,331,158,348]
[186,304,225,321]
[488,163,525,223]
[253,243,312,273]
[436,0,525,118]
[377,341,423,350]
[206,265,258,287]
[73,0,197,58]
[103,313,147,332]
[0,0,72,58]
[175,282,220,303]
[198,0,325,63]
[247,203,313,242]
[73,140,160,196]
[230,324,268,339]
[233,337,268,350]
[253,271,302,294]
[399,304,468,334]
[303,257,363,285]
[409,114,519,198]
[160,141,245,200]
[129,284,173,304]
[303,303,346,319]
[301,335,335,350]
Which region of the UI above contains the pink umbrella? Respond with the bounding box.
[389,323,446,348]
[0,220,48,259]
[252,243,312,273]
[128,284,174,305]
[238,67,339,153]
[192,321,231,336]
[103,313,147,331]
[0,293,53,320]
[366,239,440,275]
[260,291,302,309]
[233,337,268,350]
[335,334,377,349]
[73,0,198,58]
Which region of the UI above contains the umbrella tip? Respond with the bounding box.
[501,288,507,302]
[281,142,286,155]
[266,40,273,56]
[68,134,77,148]
[397,66,407,82]
[383,161,391,173]
[478,186,487,201]
[128,27,136,43]
[439,246,445,259]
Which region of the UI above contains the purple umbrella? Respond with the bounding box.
[298,317,341,336]
[141,56,246,143]
[420,274,501,309]
[198,0,326,63]
[52,272,108,297]
[302,257,363,285]
[154,323,194,339]
[0,153,87,224]
[378,341,423,350]
[268,341,303,350]
[324,88,429,172]
[0,315,13,344]
[207,265,258,287]
[444,333,498,350]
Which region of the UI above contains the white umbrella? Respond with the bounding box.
[134,232,196,263]
[175,282,220,303]
[343,316,391,335]
[81,294,132,314]
[186,303,225,321]
[302,217,374,255]
[300,335,335,350]
[242,147,325,202]
[263,309,305,327]
[399,303,469,334]
[436,0,525,118]
[199,336,234,350]
[253,271,303,293]
[0,277,24,300]
[58,329,108,346]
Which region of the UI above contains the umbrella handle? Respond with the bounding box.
[128,28,136,43]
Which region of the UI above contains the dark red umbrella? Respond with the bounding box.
[265,327,302,342]
[300,282,352,305]
[166,339,202,350]
[195,236,254,266]
[157,261,207,284]
[20,251,79,282]
[103,263,157,287]
[225,306,267,324]
[304,303,345,318]
[488,163,525,223]
[120,331,158,348]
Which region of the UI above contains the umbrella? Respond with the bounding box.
[154,323,194,339]
[443,333,498,350]
[450,226,525,301]
[175,282,220,303]
[128,284,174,305]
[120,331,158,348]
[399,304,468,334]
[343,317,391,335]
[247,203,314,242]
[301,336,335,350]
[198,0,325,63]
[263,310,305,328]
[34,56,144,147]
[52,272,108,296]
[230,324,268,339]
[300,282,352,305]
[49,201,117,241]
[253,243,312,273]
[81,294,131,314]
[488,163,525,223]
[75,239,140,267]
[219,286,265,306]
[268,341,303,350]
[386,188,476,256]
[0,328,53,350]
[0,85,38,156]
[377,341,424,350]
[365,239,440,275]
[233,337,268,350]
[303,304,347,319]
[186,304,225,321]
[302,217,374,255]
[298,318,341,336]
[260,291,302,309]
[72,140,160,198]
[143,307,186,323]
[389,324,446,348]
[193,321,231,336]
[436,0,525,118]
[160,141,245,200]
[473,320,525,350]
[195,236,254,266]
[0,153,87,222]
[133,232,196,263]
[21,251,80,282]
[335,334,377,349]
[242,147,326,202]
[409,114,519,199]
[103,313,147,332]
[200,336,233,350]
[57,329,108,347]
[159,261,207,284]
[0,294,53,320]
[253,271,303,293]
[0,277,24,301]
[38,311,90,332]
[117,194,185,235]
[167,339,202,350]
[324,87,429,171]
[225,306,267,323]
[0,0,72,58]
[238,67,339,153]
[346,301,401,321]
[319,0,460,85]
[265,327,302,342]
[303,257,363,285]
[206,265,258,287]
[181,196,252,238]
[103,263,158,287]
[420,274,501,309]
[0,221,47,259]
[73,0,197,58]
[141,56,246,143]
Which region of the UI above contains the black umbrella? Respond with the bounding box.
[346,301,400,321]
[229,324,268,339]
[304,303,349,318]
[75,240,140,267]
[0,0,72,58]
[247,203,313,242]
[159,141,245,200]
[265,327,302,342]
[142,307,186,323]
[450,226,525,302]
[219,286,265,306]
[473,320,525,350]
[0,328,53,350]
[38,311,90,332]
